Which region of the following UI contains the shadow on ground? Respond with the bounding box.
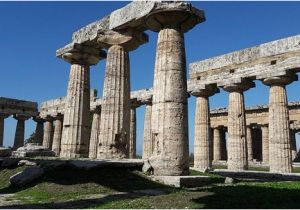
[190,182,300,209]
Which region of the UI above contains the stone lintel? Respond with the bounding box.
[110,1,205,33]
[190,34,300,74]
[56,43,106,65]
[0,97,38,116]
[130,98,142,109]
[0,113,10,119]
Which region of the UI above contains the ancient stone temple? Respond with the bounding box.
[3,2,300,177]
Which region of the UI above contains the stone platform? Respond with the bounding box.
[151,175,211,188]
[0,157,144,170]
[12,144,55,158]
[211,169,300,181]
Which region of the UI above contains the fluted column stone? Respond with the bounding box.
[13,114,30,149]
[142,101,153,159]
[213,127,222,161]
[43,117,53,149]
[52,114,63,156]
[191,86,218,172]
[145,7,205,175]
[129,100,141,159]
[290,129,297,161]
[33,116,44,145]
[263,75,297,173]
[223,81,255,171]
[0,113,10,147]
[261,124,269,164]
[60,45,105,158]
[246,126,253,162]
[89,107,101,159]
[97,31,148,159]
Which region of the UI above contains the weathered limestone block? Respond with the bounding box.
[97,32,147,159]
[147,7,204,175]
[12,143,55,158]
[191,86,218,172]
[223,81,255,171]
[10,167,44,187]
[59,44,106,158]
[89,107,101,159]
[33,116,44,145]
[97,45,130,159]
[263,75,297,173]
[52,114,63,156]
[246,126,253,162]
[261,124,269,163]
[142,101,153,159]
[0,113,9,147]
[42,118,53,150]
[13,114,30,149]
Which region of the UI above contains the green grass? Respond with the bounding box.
[1,165,300,208]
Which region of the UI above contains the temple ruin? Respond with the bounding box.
[1,2,300,177]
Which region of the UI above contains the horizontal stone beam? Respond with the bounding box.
[189,34,300,87]
[211,101,300,114]
[0,97,38,117]
[40,88,153,117]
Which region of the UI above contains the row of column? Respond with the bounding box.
[192,74,298,173]
[0,114,31,149]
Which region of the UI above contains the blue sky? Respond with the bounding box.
[1,1,300,155]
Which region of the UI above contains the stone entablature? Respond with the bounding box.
[0,97,38,117]
[40,88,153,118]
[210,101,300,129]
[189,34,300,88]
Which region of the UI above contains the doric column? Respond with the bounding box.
[213,127,222,161]
[223,81,255,171]
[52,114,63,156]
[290,129,297,161]
[263,75,297,173]
[246,126,253,162]
[97,30,148,159]
[220,128,228,160]
[59,44,105,158]
[0,113,10,147]
[261,124,269,164]
[146,6,205,175]
[13,114,30,149]
[33,116,44,145]
[43,117,53,149]
[89,106,101,159]
[191,86,219,172]
[142,101,153,159]
[129,100,141,159]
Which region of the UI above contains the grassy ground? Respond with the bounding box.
[1,166,300,208]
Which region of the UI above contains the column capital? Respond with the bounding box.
[145,2,205,33]
[130,98,142,109]
[13,114,31,121]
[90,105,101,114]
[42,115,54,122]
[53,113,64,121]
[0,113,10,119]
[190,85,219,98]
[223,80,255,93]
[57,43,106,65]
[263,74,298,86]
[97,30,148,52]
[33,116,45,123]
